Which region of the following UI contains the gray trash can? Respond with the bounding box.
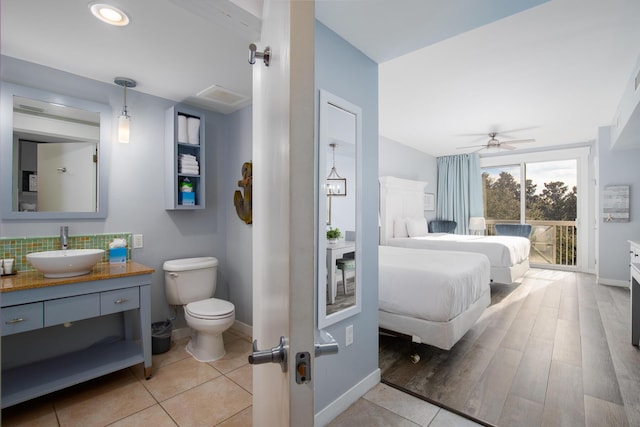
[151,320,172,354]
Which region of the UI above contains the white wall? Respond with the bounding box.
[611,53,640,149]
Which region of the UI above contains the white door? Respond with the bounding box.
[251,1,316,426]
[37,142,96,211]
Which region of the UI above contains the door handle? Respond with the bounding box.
[248,336,287,372]
[315,330,339,357]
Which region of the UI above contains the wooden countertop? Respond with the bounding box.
[0,261,155,293]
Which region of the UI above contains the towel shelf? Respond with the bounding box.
[165,104,206,210]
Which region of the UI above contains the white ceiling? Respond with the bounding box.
[2,0,639,157]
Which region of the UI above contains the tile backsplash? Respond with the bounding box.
[0,233,132,272]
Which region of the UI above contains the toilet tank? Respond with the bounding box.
[163,257,218,305]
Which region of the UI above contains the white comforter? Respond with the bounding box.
[387,233,530,268]
[379,246,490,323]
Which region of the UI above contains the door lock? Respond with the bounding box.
[248,336,287,372]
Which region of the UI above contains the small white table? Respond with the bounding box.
[326,241,355,304]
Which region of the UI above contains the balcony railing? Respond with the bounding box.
[485,219,577,266]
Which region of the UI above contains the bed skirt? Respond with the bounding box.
[491,258,529,284]
[378,287,491,351]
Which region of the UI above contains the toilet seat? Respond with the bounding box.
[186,298,234,320]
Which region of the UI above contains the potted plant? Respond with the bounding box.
[326,227,341,244]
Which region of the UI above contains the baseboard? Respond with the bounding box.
[314,368,381,426]
[231,320,252,338]
[598,277,630,288]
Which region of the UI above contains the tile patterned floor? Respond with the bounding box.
[2,329,480,426]
[1,330,254,427]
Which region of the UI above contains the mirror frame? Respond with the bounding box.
[318,89,363,329]
[1,82,111,220]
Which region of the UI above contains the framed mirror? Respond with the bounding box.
[1,82,111,220]
[318,89,362,328]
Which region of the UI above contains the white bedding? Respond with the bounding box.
[387,233,530,269]
[379,246,490,322]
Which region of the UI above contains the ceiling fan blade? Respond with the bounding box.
[456,144,487,149]
[502,138,535,145]
[500,144,517,150]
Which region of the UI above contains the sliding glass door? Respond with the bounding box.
[524,160,577,266]
[480,148,589,272]
[482,164,521,227]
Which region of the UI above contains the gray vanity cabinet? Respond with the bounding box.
[1,274,152,408]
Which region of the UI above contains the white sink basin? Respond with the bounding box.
[26,249,105,278]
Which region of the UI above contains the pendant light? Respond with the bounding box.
[114,77,136,143]
[326,143,347,196]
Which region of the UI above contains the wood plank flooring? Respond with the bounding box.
[379,269,640,426]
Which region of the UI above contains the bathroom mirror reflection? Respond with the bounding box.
[1,83,110,220]
[318,89,362,329]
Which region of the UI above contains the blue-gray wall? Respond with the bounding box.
[0,56,254,331]
[597,126,640,285]
[379,135,438,223]
[314,22,379,412]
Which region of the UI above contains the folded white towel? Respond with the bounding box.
[178,115,188,143]
[179,153,196,158]
[180,167,200,174]
[179,159,199,167]
[187,117,200,144]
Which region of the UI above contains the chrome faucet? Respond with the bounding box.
[60,226,69,250]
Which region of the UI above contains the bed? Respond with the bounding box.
[379,176,530,284]
[379,245,491,350]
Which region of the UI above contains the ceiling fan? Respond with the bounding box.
[458,132,535,152]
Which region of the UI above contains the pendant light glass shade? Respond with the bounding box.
[114,77,136,144]
[118,114,130,143]
[326,143,346,196]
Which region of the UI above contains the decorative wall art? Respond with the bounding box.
[603,184,629,223]
[423,193,435,211]
[234,162,252,224]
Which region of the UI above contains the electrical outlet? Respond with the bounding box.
[133,234,144,248]
[345,324,353,346]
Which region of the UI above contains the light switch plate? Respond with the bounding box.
[133,234,144,248]
[345,324,353,346]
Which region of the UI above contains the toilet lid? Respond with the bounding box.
[186,298,234,319]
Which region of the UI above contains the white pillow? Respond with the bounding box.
[406,217,428,237]
[393,218,408,238]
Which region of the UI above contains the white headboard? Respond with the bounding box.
[379,176,427,245]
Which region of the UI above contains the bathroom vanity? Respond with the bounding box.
[0,262,154,408]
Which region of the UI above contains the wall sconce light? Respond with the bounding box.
[326,143,346,196]
[114,77,136,143]
[469,216,486,235]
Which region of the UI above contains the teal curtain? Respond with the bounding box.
[436,153,483,234]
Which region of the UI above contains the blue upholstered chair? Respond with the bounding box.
[428,220,457,233]
[494,223,532,238]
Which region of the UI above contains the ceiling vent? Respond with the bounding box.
[197,85,248,106]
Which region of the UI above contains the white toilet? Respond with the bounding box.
[163,257,235,362]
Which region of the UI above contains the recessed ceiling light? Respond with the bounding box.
[89,2,130,26]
